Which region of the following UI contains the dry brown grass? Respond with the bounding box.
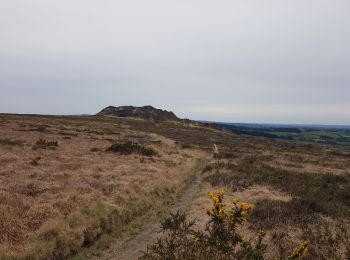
[197,143,350,258]
[188,183,292,229]
[0,114,208,258]
[1,113,349,258]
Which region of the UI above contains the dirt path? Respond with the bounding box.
[91,164,204,260]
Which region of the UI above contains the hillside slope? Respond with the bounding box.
[0,113,349,259]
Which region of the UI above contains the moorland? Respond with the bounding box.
[0,110,349,259]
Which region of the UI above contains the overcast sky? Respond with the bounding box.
[1,0,350,124]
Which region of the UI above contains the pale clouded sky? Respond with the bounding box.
[1,0,350,124]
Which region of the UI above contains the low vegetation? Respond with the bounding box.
[202,155,350,258]
[106,141,158,157]
[0,138,23,146]
[143,190,308,259]
[302,221,350,259]
[0,114,200,258]
[31,201,151,259]
[33,138,58,149]
[0,113,349,259]
[30,156,41,166]
[204,157,350,217]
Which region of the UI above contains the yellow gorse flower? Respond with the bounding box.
[257,229,265,238]
[207,190,227,220]
[207,190,255,226]
[240,202,254,211]
[287,241,309,259]
[241,210,248,216]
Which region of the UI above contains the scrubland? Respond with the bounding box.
[186,138,350,259]
[0,114,349,259]
[0,114,206,259]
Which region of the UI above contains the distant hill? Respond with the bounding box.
[97,105,180,122]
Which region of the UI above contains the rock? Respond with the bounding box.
[97,105,180,122]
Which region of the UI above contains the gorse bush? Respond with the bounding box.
[106,141,158,157]
[142,190,308,259]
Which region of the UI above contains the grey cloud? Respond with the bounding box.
[0,0,349,123]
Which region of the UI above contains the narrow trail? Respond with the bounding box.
[91,163,205,260]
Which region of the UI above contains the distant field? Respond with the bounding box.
[211,122,350,146]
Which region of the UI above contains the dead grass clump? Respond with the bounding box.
[215,151,237,159]
[180,143,192,149]
[58,131,78,137]
[102,183,117,196]
[0,138,23,146]
[301,220,350,259]
[202,162,228,173]
[33,138,58,149]
[0,206,26,244]
[90,147,99,152]
[0,191,28,211]
[52,194,87,217]
[284,154,305,163]
[250,198,322,229]
[30,202,149,259]
[19,124,48,133]
[26,203,61,230]
[234,185,292,202]
[68,203,120,245]
[0,192,29,244]
[12,182,42,197]
[30,156,41,166]
[32,219,83,259]
[328,150,350,158]
[106,141,158,157]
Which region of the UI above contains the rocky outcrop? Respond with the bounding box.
[97,105,180,122]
